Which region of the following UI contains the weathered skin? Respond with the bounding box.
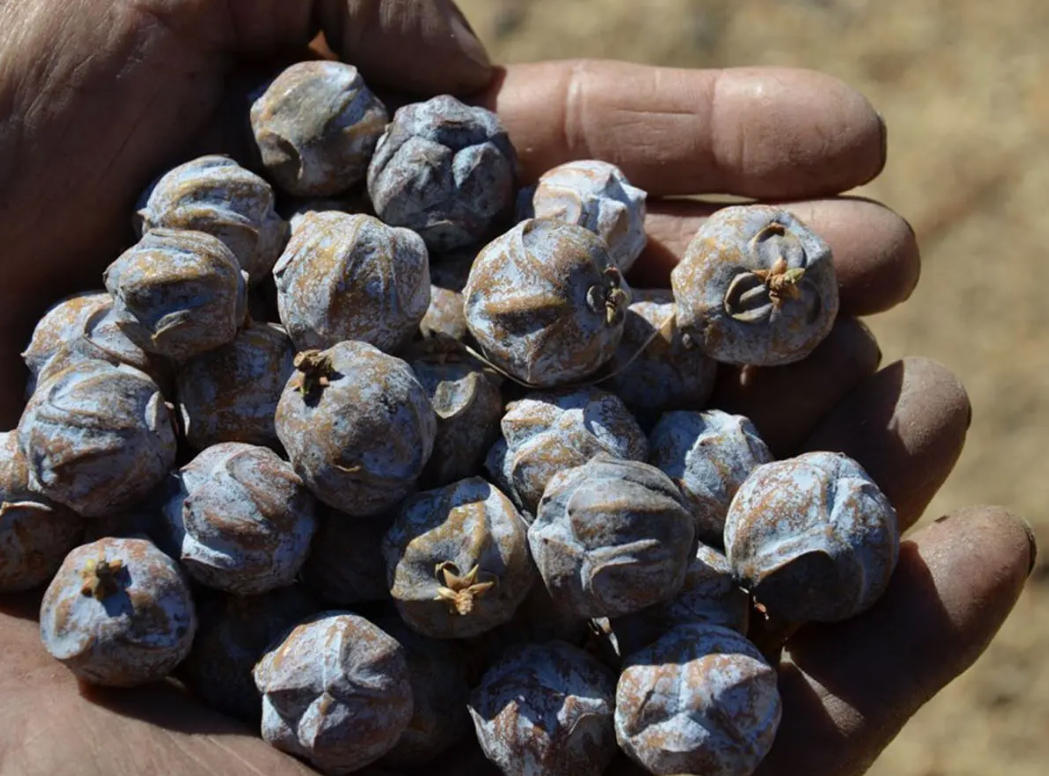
[275,341,437,517]
[273,211,431,353]
[464,219,629,388]
[469,641,618,776]
[18,360,177,517]
[104,228,249,362]
[528,455,696,619]
[649,409,773,545]
[671,205,839,366]
[253,613,413,775]
[615,623,782,776]
[485,386,648,519]
[162,443,317,595]
[176,322,296,451]
[302,506,393,606]
[250,61,388,197]
[518,159,648,272]
[724,451,900,623]
[368,95,517,253]
[0,432,83,592]
[383,477,535,639]
[135,155,288,283]
[39,537,197,687]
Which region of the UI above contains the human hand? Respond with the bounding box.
[0,2,1034,776]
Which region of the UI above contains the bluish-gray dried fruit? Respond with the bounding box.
[528,455,695,618]
[39,537,197,687]
[368,95,517,253]
[383,477,535,639]
[250,61,388,197]
[274,211,431,353]
[517,159,647,272]
[253,612,413,775]
[469,641,618,776]
[616,623,781,776]
[275,342,437,517]
[18,360,177,517]
[302,506,393,606]
[104,228,248,362]
[724,451,899,623]
[485,386,648,518]
[135,155,288,283]
[176,322,296,451]
[0,432,83,592]
[162,443,317,595]
[649,409,772,546]
[671,205,839,366]
[22,292,109,378]
[464,219,630,388]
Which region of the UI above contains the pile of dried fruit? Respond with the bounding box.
[2,60,901,776]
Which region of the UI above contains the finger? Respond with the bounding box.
[476,62,886,198]
[632,197,920,317]
[756,506,1035,776]
[710,318,882,458]
[802,358,971,532]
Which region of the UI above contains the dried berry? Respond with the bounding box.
[616,623,781,776]
[181,585,319,722]
[518,159,647,272]
[382,477,535,639]
[649,410,772,546]
[464,219,630,388]
[273,211,431,353]
[528,455,695,618]
[275,342,437,517]
[469,641,618,776]
[254,612,413,774]
[671,205,839,366]
[419,251,475,342]
[724,451,899,623]
[39,537,197,686]
[303,506,393,606]
[18,360,177,517]
[0,432,83,592]
[21,292,109,377]
[135,155,288,283]
[250,61,388,197]
[176,322,296,451]
[486,386,648,518]
[606,290,718,424]
[368,95,518,253]
[104,228,248,362]
[162,443,317,595]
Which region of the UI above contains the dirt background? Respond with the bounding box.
[454,0,1049,773]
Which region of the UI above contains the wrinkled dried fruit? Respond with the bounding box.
[724,451,900,623]
[39,537,197,686]
[302,506,393,606]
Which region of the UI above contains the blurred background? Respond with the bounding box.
[455,0,1049,774]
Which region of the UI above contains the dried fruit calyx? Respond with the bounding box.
[293,349,335,397]
[434,561,498,616]
[586,267,630,326]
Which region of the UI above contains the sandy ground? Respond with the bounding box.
[455,0,1049,773]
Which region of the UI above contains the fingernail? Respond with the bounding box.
[1020,518,1040,579]
[443,3,491,70]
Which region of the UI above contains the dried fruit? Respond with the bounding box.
[275,342,437,517]
[469,641,618,776]
[649,410,773,546]
[162,443,317,595]
[419,251,475,342]
[724,451,900,623]
[176,322,296,451]
[250,61,388,197]
[464,219,630,388]
[302,506,393,606]
[104,228,248,362]
[486,386,648,518]
[528,455,696,618]
[135,155,288,283]
[253,612,414,774]
[18,360,177,517]
[273,211,431,353]
[368,95,518,253]
[671,205,839,366]
[382,477,535,639]
[518,159,647,272]
[21,292,109,378]
[39,537,197,686]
